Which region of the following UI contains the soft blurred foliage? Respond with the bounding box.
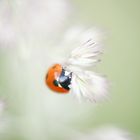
[0,0,140,140]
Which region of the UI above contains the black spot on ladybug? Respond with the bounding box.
[52,65,56,69]
[53,80,59,87]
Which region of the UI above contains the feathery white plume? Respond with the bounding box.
[69,69,108,102]
[67,39,102,67]
[64,29,108,102]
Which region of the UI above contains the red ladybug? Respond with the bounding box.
[45,64,72,93]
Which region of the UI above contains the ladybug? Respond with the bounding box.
[45,64,72,93]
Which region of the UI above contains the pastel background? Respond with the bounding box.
[0,0,139,140]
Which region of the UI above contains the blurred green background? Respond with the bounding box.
[0,0,140,140]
